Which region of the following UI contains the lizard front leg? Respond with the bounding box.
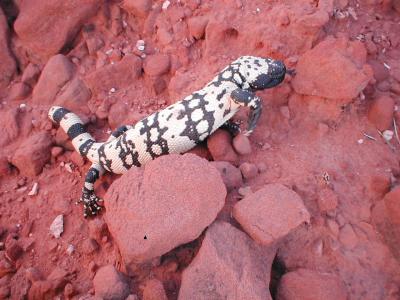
[78,163,105,218]
[231,89,262,135]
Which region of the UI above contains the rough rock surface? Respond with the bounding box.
[11,132,53,177]
[368,95,395,131]
[0,7,16,87]
[14,0,100,62]
[0,109,19,147]
[277,268,348,300]
[179,221,273,300]
[210,161,243,191]
[292,37,373,101]
[31,54,74,105]
[104,154,226,265]
[93,265,130,300]
[233,184,310,245]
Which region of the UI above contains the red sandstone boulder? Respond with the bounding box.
[143,54,171,77]
[367,95,394,131]
[11,132,53,177]
[31,54,74,105]
[84,54,142,95]
[14,0,100,62]
[0,7,16,88]
[277,268,347,300]
[93,265,130,300]
[292,37,373,101]
[179,221,274,300]
[54,77,91,115]
[121,0,153,17]
[104,154,226,266]
[233,183,310,245]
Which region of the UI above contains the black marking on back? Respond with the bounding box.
[79,139,95,156]
[140,112,170,159]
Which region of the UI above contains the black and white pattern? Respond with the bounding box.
[48,55,287,217]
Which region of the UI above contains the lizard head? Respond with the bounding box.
[236,56,287,90]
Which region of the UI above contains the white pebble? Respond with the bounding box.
[28,182,39,196]
[383,130,394,141]
[109,87,116,93]
[136,40,145,51]
[19,103,27,109]
[50,215,64,238]
[64,163,73,173]
[162,0,171,10]
[66,244,75,255]
[357,139,364,144]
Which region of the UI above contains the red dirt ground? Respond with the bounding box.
[1,0,400,299]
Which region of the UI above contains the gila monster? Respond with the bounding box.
[48,55,287,217]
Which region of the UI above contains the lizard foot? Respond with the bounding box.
[78,192,103,218]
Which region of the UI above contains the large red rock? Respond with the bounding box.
[0,7,16,87]
[54,77,91,115]
[233,184,310,245]
[31,54,74,105]
[0,109,19,147]
[277,268,347,300]
[179,221,273,300]
[121,0,152,17]
[11,132,53,177]
[14,0,100,62]
[84,54,142,95]
[367,95,395,131]
[292,37,373,101]
[104,154,226,267]
[93,265,130,300]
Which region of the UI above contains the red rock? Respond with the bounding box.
[70,151,85,167]
[5,239,23,261]
[31,54,74,105]
[376,80,391,92]
[187,16,208,39]
[143,54,171,76]
[84,54,142,95]
[207,129,238,164]
[317,188,339,212]
[179,221,273,300]
[14,0,100,62]
[0,7,16,88]
[368,60,390,82]
[11,132,53,177]
[142,279,168,300]
[122,0,153,17]
[368,172,391,200]
[81,238,99,255]
[292,37,373,101]
[93,265,130,300]
[21,63,41,87]
[88,218,109,244]
[233,184,310,245]
[393,0,400,13]
[104,154,226,265]
[28,280,55,300]
[0,109,19,147]
[54,77,91,115]
[51,146,64,158]
[232,133,252,155]
[210,161,243,191]
[0,156,11,177]
[239,162,258,180]
[338,224,358,249]
[63,283,75,298]
[186,145,212,160]
[9,82,31,101]
[257,162,267,173]
[368,95,394,131]
[107,102,143,129]
[277,268,347,300]
[382,187,400,225]
[55,127,74,151]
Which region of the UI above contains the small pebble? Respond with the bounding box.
[28,183,39,196]
[239,162,258,180]
[50,215,64,238]
[238,186,252,197]
[232,134,252,155]
[66,244,75,255]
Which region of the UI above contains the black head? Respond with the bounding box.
[235,56,286,90]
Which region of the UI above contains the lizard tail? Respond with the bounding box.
[48,106,102,164]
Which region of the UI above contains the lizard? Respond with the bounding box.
[48,55,287,217]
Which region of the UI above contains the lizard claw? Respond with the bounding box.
[80,192,103,218]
